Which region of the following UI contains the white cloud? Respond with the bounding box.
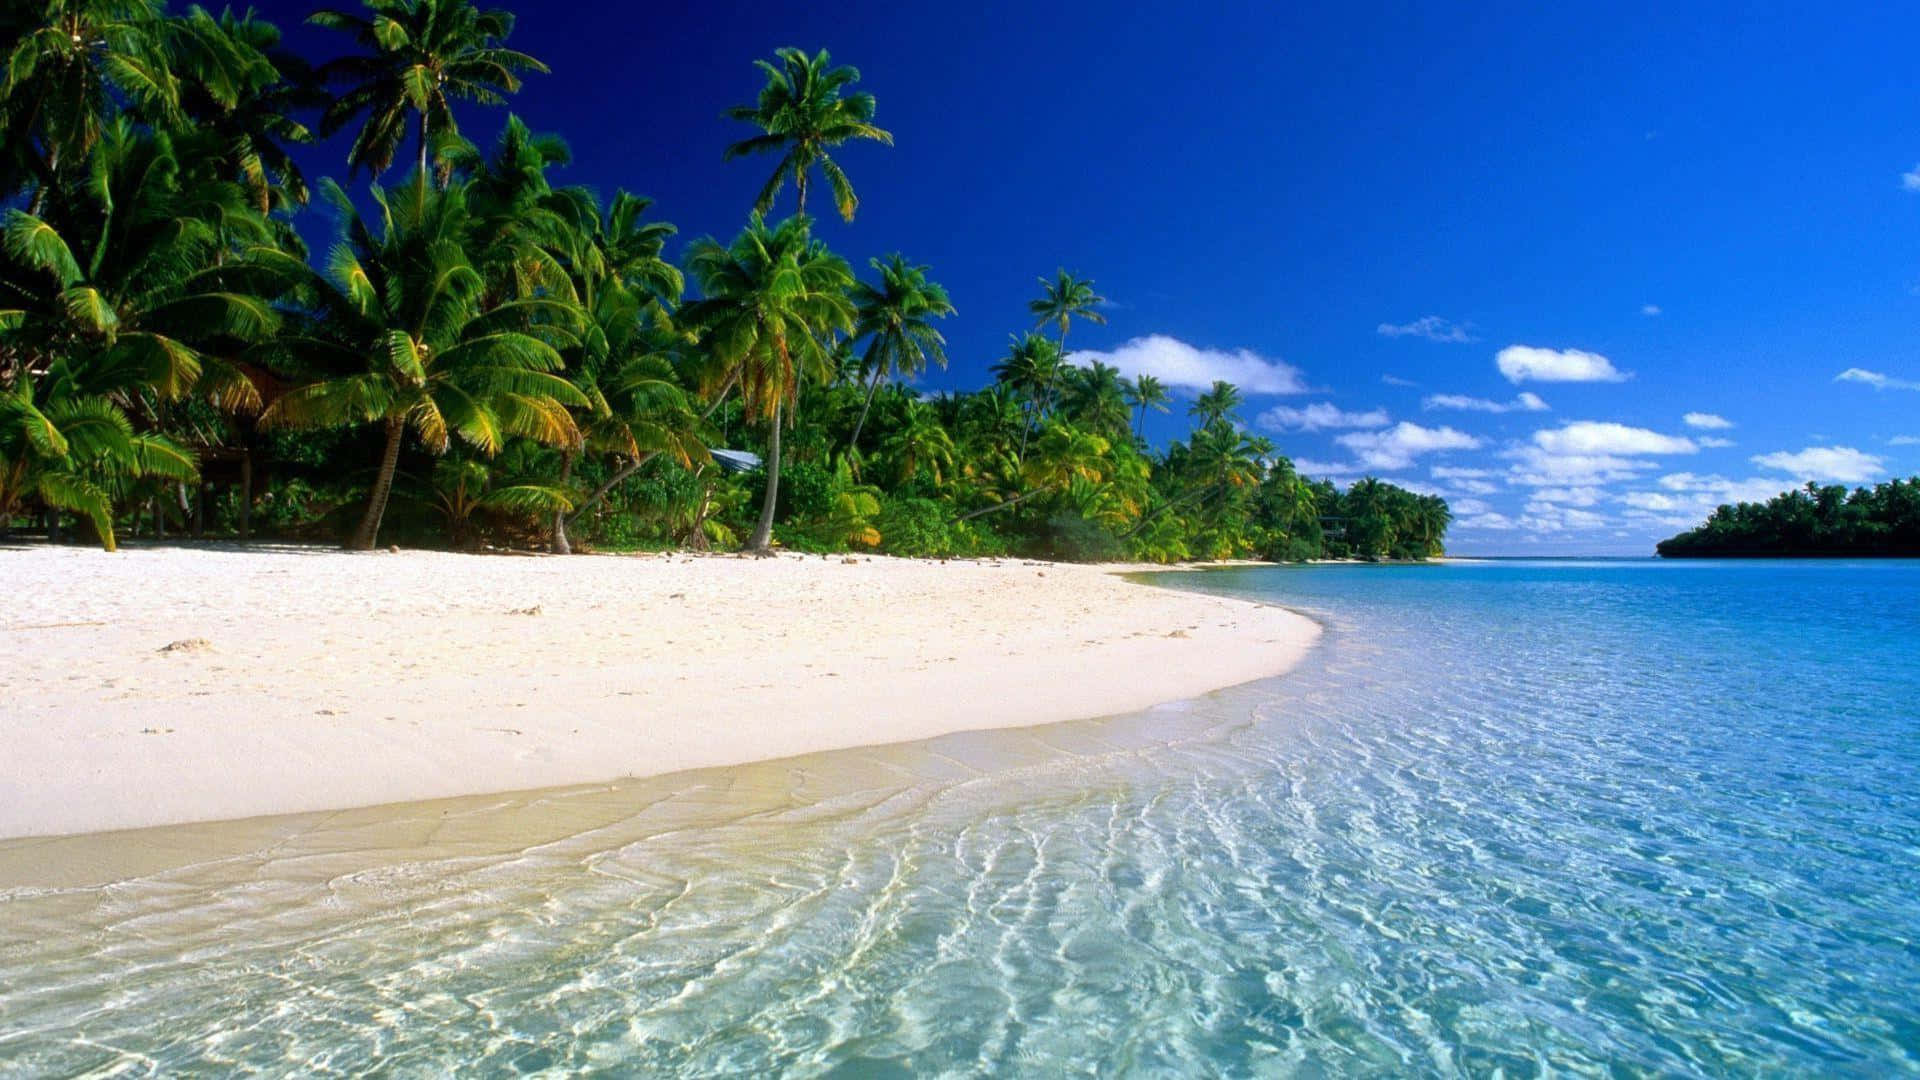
[1291,457,1365,479]
[1067,335,1308,394]
[1835,367,1920,391]
[1457,511,1516,530]
[1697,436,1736,448]
[1751,446,1884,484]
[1496,345,1629,384]
[1903,165,1920,192]
[1532,421,1697,456]
[1641,304,1662,317]
[1381,374,1418,387]
[1683,412,1733,430]
[1431,466,1494,479]
[1256,402,1390,432]
[1891,435,1920,446]
[1377,316,1476,343]
[1503,448,1654,487]
[1528,486,1604,507]
[1423,391,1550,414]
[1518,506,1608,533]
[1450,498,1494,516]
[1334,422,1482,470]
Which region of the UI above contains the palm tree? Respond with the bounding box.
[1060,360,1130,442]
[723,47,892,222]
[846,254,952,452]
[990,331,1064,459]
[680,213,854,551]
[1028,268,1104,362]
[1124,373,1169,437]
[1189,379,1243,428]
[878,396,955,486]
[254,179,588,549]
[174,5,321,212]
[0,362,196,550]
[309,0,546,183]
[958,421,1109,522]
[0,0,179,205]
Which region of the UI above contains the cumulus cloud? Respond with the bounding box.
[1377,316,1476,343]
[1904,165,1920,192]
[1502,448,1654,487]
[1380,374,1418,388]
[1528,486,1604,507]
[1891,435,1920,446]
[1457,511,1517,530]
[1532,421,1697,456]
[1697,436,1736,448]
[1496,345,1628,384]
[1641,304,1662,316]
[1256,402,1390,432]
[1067,334,1308,394]
[1334,422,1481,470]
[1751,446,1885,484]
[1683,412,1733,430]
[1423,391,1549,414]
[1835,367,1920,391]
[1450,498,1494,516]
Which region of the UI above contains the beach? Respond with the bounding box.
[0,545,1318,840]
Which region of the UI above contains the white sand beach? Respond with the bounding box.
[0,545,1316,839]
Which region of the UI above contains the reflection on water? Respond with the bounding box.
[3,560,1918,1075]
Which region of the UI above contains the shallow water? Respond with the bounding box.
[3,559,1918,1076]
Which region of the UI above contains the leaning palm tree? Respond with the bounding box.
[309,0,546,182]
[1124,373,1170,437]
[723,47,892,222]
[680,213,854,551]
[846,253,952,452]
[255,179,587,549]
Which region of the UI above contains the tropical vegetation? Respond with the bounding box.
[1656,479,1920,557]
[0,0,1448,562]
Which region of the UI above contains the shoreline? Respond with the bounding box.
[1,544,1317,841]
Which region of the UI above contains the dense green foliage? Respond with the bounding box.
[0,0,1448,561]
[1656,479,1920,557]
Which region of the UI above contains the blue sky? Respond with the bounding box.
[259,1,1920,554]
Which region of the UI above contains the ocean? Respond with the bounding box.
[3,559,1917,1075]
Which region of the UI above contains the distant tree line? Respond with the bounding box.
[0,0,1449,563]
[1656,479,1920,557]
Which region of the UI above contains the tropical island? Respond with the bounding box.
[0,0,1451,565]
[1656,478,1920,557]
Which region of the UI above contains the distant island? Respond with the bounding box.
[1656,478,1920,557]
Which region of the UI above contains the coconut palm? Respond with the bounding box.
[0,0,180,203]
[878,396,955,486]
[254,179,587,549]
[846,253,952,452]
[1060,360,1130,442]
[1028,268,1104,360]
[309,0,546,182]
[0,122,278,409]
[174,5,321,211]
[1125,372,1169,437]
[723,47,892,222]
[0,362,196,549]
[958,421,1109,522]
[680,213,854,551]
[1189,379,1243,428]
[990,331,1065,459]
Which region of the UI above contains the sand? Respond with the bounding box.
[0,544,1317,840]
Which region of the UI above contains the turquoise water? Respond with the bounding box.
[3,559,1919,1075]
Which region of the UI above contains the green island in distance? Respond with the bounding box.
[1656,477,1920,557]
[0,3,1452,564]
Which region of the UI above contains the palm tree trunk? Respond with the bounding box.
[417,111,431,187]
[550,450,575,554]
[749,403,783,551]
[957,487,1043,522]
[847,369,884,453]
[348,416,405,550]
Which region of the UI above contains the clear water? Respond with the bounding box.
[3,559,1918,1076]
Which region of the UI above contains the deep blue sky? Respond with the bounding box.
[255,0,1920,554]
